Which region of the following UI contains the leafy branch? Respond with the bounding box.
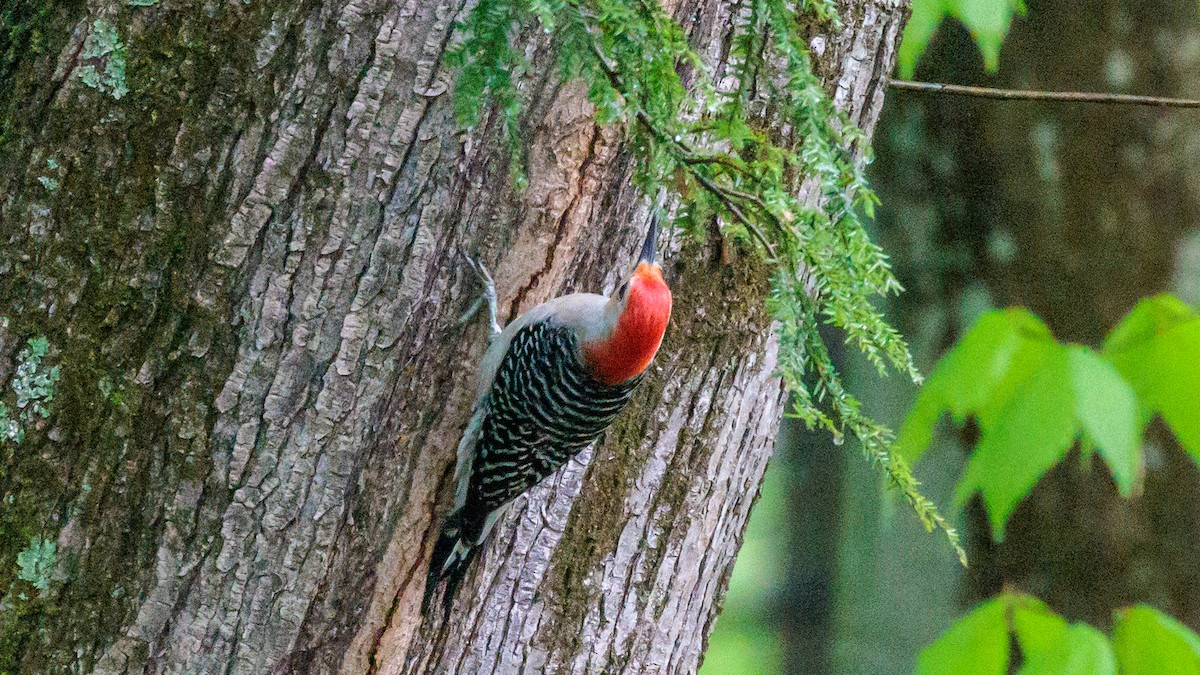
[583,34,783,255]
[918,591,1200,674]
[899,296,1200,540]
[448,0,964,562]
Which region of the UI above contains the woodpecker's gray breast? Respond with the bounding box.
[465,321,641,531]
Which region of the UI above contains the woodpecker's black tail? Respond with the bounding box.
[422,509,479,618]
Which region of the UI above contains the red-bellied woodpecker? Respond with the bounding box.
[423,218,672,615]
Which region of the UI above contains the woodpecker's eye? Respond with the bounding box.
[617,280,630,298]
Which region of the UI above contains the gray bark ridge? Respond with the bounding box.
[0,0,904,673]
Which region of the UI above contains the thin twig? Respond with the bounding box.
[680,153,745,172]
[692,172,777,257]
[888,79,1200,108]
[585,37,780,256]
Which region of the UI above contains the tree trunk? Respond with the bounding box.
[0,0,906,672]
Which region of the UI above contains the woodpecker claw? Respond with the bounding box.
[459,254,502,337]
[456,296,485,326]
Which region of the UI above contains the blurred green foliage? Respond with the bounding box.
[700,449,787,675]
[1111,606,1200,675]
[918,592,1200,675]
[898,0,1026,76]
[898,295,1200,538]
[1104,295,1200,457]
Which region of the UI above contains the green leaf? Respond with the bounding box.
[1104,294,1200,462]
[897,0,1026,77]
[957,0,1025,70]
[896,0,947,78]
[1012,596,1115,675]
[1112,605,1200,675]
[956,346,1076,538]
[1010,594,1066,653]
[897,309,1055,465]
[916,596,1010,675]
[901,298,1197,539]
[1066,346,1141,496]
[1056,625,1118,675]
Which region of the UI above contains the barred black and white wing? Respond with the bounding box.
[466,322,640,530]
[423,319,640,614]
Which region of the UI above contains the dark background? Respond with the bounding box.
[705,0,1200,671]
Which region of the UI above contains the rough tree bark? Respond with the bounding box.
[0,0,906,672]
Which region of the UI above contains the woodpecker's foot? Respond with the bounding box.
[458,254,502,337]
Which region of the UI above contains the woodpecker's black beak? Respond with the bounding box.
[638,215,659,265]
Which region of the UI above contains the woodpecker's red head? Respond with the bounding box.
[583,217,672,385]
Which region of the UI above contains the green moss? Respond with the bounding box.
[0,1,86,151]
[0,0,289,668]
[542,241,774,655]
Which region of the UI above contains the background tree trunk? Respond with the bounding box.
[0,0,907,672]
[960,0,1200,630]
[832,3,1200,671]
